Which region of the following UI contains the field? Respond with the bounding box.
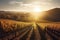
[0,19,60,40]
[0,0,60,40]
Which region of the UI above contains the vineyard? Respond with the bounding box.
[0,19,60,40]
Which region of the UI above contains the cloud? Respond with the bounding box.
[9,0,34,8]
[9,0,57,7]
[4,0,60,11]
[9,1,23,5]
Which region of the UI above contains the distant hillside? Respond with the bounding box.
[0,11,33,22]
[41,8,60,22]
[0,8,60,22]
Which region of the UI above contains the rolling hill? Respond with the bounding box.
[42,8,60,22]
[0,8,60,22]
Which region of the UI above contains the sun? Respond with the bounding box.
[33,6,41,12]
[30,6,43,21]
[32,6,41,18]
[33,7,41,12]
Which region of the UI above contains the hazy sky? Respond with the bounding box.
[0,0,60,12]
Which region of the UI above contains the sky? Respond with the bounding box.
[0,0,60,12]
